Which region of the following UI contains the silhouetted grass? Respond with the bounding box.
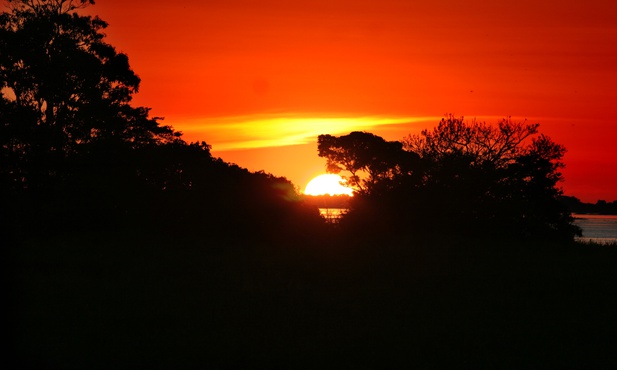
[575,239,617,248]
[7,228,617,369]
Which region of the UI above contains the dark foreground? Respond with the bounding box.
[7,230,617,369]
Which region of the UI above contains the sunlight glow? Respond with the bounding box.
[176,114,441,151]
[304,174,354,196]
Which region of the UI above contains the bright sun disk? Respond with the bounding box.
[304,174,353,196]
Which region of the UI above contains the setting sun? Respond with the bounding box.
[304,174,353,196]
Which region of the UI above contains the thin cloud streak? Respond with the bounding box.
[175,114,545,151]
[175,114,443,151]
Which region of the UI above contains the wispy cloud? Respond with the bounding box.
[174,113,441,151]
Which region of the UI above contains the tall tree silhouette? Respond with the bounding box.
[0,1,324,244]
[0,0,176,191]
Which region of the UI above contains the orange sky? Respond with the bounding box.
[84,0,617,202]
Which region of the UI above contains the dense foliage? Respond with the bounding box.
[0,0,180,191]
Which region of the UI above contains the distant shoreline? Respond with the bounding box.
[561,196,617,215]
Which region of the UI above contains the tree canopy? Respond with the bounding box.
[1,0,177,190]
[1,1,324,244]
[317,131,420,195]
[403,115,543,167]
[320,116,580,241]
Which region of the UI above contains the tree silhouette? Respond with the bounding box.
[317,131,420,195]
[0,1,327,246]
[0,0,176,191]
[321,117,580,241]
[403,114,541,167]
[402,115,578,239]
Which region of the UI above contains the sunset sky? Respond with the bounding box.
[85,0,617,202]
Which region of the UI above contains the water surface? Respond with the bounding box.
[573,214,617,244]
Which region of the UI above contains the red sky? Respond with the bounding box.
[85,0,617,202]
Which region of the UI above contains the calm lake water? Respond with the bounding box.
[573,214,617,244]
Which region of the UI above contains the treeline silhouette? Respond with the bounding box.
[4,2,617,369]
[0,0,324,247]
[318,120,581,242]
[560,195,617,215]
[3,138,325,245]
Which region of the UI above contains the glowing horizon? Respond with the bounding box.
[83,0,617,202]
[173,113,537,151]
[173,114,440,151]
